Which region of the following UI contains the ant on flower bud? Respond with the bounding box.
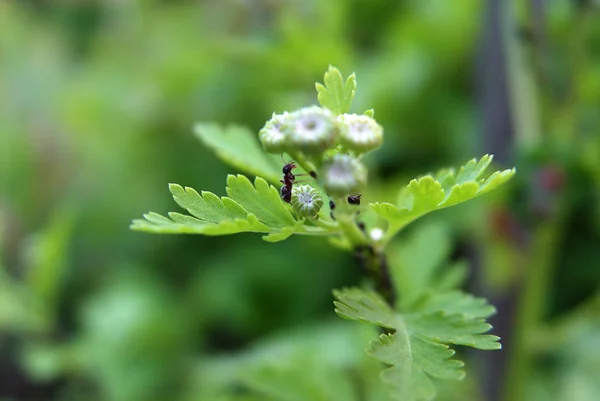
[280,158,318,203]
[280,161,297,203]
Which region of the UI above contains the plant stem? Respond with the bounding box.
[502,216,563,401]
[503,0,542,151]
[353,245,395,307]
[337,219,367,246]
[288,151,318,177]
[310,217,338,230]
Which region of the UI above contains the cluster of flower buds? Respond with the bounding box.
[259,104,383,217]
[260,106,383,158]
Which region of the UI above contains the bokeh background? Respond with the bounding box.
[2,1,600,400]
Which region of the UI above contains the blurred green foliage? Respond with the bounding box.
[1,1,600,400]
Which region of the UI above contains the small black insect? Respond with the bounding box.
[309,171,317,179]
[347,194,362,205]
[280,162,297,203]
[329,199,336,220]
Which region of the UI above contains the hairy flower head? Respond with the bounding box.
[338,114,383,153]
[322,154,367,195]
[259,112,290,153]
[283,106,338,153]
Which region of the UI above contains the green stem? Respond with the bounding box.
[338,219,368,247]
[328,195,395,304]
[352,245,395,307]
[503,0,542,150]
[503,216,563,401]
[294,229,337,237]
[310,217,338,231]
[288,151,318,176]
[328,195,368,248]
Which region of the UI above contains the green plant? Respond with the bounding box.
[131,66,515,400]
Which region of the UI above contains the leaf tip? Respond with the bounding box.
[168,183,185,196]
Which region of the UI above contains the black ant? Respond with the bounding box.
[279,157,318,203]
[280,161,297,203]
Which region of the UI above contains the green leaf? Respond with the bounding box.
[387,223,453,308]
[194,321,374,401]
[371,155,515,242]
[315,66,356,115]
[333,288,500,401]
[386,222,469,311]
[131,175,318,242]
[225,175,296,228]
[194,123,282,184]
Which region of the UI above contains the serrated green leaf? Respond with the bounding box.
[194,123,282,184]
[455,154,493,184]
[477,168,517,195]
[226,175,296,228]
[371,155,515,242]
[262,222,304,243]
[315,66,356,114]
[368,334,455,401]
[407,177,445,213]
[333,287,500,401]
[387,223,452,308]
[169,184,248,222]
[130,210,268,236]
[430,261,468,293]
[131,175,324,242]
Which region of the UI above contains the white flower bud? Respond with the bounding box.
[338,114,383,153]
[259,112,290,153]
[322,154,367,196]
[291,184,324,218]
[283,106,338,153]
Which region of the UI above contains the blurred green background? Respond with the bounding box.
[1,1,600,400]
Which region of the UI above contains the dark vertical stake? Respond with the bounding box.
[478,0,513,165]
[475,1,515,400]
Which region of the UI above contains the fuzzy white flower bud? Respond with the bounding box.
[291,184,324,218]
[338,114,383,153]
[322,154,367,196]
[283,106,338,153]
[259,112,290,153]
